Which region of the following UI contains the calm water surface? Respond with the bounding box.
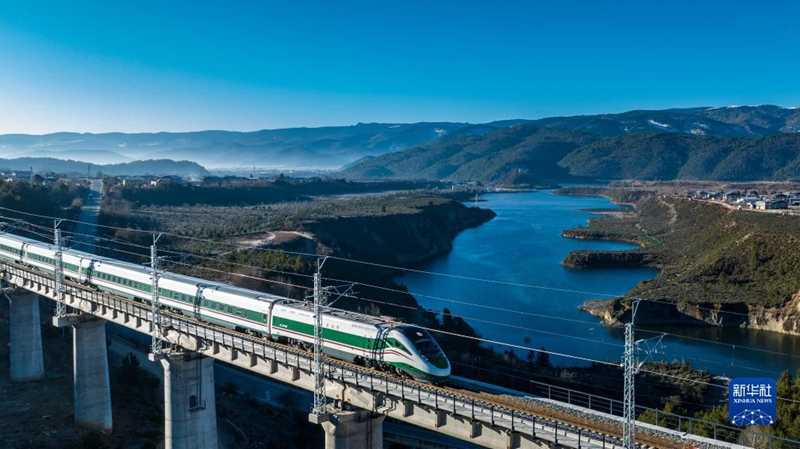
[400,191,800,378]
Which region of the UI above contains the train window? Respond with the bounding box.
[398,327,443,360]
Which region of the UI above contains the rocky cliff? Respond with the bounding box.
[580,292,800,336]
[303,200,496,266]
[564,190,800,337]
[563,249,660,269]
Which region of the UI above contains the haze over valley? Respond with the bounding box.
[2,105,799,184]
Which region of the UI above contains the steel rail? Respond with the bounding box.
[0,260,707,448]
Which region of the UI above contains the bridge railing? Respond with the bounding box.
[8,259,795,448]
[455,362,800,449]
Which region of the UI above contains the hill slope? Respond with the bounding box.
[0,157,210,177]
[532,105,800,137]
[0,123,470,169]
[558,133,800,181]
[342,127,800,184]
[2,105,797,171]
[340,125,596,184]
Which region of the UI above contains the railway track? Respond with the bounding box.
[47,272,689,448]
[298,344,688,448]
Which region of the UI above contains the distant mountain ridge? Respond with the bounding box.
[340,106,800,184]
[0,158,210,178]
[1,105,796,171]
[530,105,800,137]
[0,123,470,170]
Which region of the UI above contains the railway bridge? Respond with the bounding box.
[3,260,739,449]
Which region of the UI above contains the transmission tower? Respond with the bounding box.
[150,234,163,356]
[311,257,328,417]
[622,299,640,449]
[53,220,66,317]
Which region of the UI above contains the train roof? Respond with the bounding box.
[95,257,153,275]
[208,283,289,300]
[1,232,120,266]
[281,300,402,328]
[0,232,54,247]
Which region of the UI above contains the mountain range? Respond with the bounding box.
[340,106,800,184]
[0,158,210,178]
[0,123,470,169]
[1,105,798,181]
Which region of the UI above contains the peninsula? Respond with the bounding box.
[559,185,800,336]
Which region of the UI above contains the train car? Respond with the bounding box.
[88,258,153,301]
[0,234,93,284]
[0,233,29,263]
[154,273,269,333]
[0,230,452,381]
[61,248,98,283]
[21,240,60,274]
[385,325,450,381]
[271,301,451,381]
[196,283,290,336]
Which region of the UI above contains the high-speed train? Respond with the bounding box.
[0,231,450,381]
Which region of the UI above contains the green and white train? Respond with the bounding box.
[0,231,451,382]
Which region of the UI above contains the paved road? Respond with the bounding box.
[70,179,102,253]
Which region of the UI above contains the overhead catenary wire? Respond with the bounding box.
[3,207,800,402]
[23,220,319,284]
[636,327,800,362]
[3,206,785,324]
[329,254,621,298]
[0,206,321,259]
[45,218,616,334]
[5,208,800,373]
[18,224,314,294]
[51,232,800,404]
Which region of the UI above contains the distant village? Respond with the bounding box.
[693,189,800,211]
[5,167,800,215]
[2,170,191,187]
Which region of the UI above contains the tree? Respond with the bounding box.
[534,347,552,369]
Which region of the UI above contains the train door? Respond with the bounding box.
[375,326,391,365]
[194,284,207,320]
[20,243,29,264]
[86,259,96,284]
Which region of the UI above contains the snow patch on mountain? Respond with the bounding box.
[647,119,671,129]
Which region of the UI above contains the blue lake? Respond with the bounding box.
[399,191,800,379]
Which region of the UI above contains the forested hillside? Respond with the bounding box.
[0,180,88,225]
[342,128,800,184]
[341,125,594,184]
[559,133,800,181]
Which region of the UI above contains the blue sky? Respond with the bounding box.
[0,0,797,134]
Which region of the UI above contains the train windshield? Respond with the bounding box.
[398,326,443,360]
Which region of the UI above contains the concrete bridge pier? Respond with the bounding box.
[311,408,385,449]
[160,351,218,449]
[8,291,44,381]
[70,315,113,432]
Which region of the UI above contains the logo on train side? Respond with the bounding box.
[728,377,776,426]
